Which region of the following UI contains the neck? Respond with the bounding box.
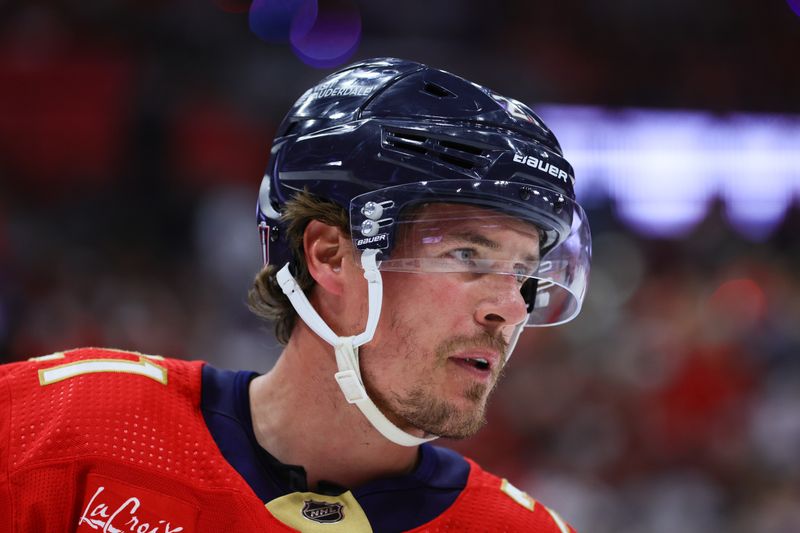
[248,321,420,490]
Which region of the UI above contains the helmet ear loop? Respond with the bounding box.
[258,222,270,266]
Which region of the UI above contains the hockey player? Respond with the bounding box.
[0,58,591,532]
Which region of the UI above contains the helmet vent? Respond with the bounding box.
[439,139,483,155]
[422,82,457,99]
[385,131,428,155]
[282,120,300,136]
[383,128,490,170]
[438,153,475,169]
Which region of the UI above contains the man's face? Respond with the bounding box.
[354,203,540,439]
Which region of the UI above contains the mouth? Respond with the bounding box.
[461,357,491,371]
[448,351,500,378]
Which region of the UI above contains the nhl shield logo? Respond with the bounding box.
[302,500,344,524]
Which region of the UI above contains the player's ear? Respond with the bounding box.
[304,220,349,296]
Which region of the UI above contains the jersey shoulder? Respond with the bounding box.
[0,347,205,471]
[0,346,200,401]
[0,348,280,532]
[414,455,577,533]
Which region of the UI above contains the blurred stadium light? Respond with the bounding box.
[537,105,800,240]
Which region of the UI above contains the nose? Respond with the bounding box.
[473,274,529,331]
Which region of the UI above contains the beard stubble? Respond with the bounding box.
[364,318,509,440]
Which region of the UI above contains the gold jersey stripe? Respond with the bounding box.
[38,357,168,386]
[545,506,570,533]
[28,352,66,362]
[500,478,535,511]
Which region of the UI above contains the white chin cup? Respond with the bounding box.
[276,250,437,447]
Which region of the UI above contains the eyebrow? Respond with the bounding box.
[450,231,500,249]
[447,230,540,262]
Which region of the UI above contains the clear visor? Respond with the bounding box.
[350,180,591,326]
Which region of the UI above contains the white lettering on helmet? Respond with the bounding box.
[356,234,388,247]
[513,152,573,184]
[309,82,374,100]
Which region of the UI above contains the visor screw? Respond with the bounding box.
[360,219,379,237]
[361,201,384,220]
[519,187,532,201]
[270,225,279,242]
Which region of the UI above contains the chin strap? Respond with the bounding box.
[276,249,437,447]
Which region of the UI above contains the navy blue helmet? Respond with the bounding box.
[257,57,590,326]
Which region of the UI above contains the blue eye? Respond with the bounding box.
[449,249,476,263]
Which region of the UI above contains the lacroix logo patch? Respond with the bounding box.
[77,474,197,533]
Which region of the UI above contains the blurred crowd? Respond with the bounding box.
[2,0,799,531]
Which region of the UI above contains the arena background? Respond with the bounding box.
[2,1,799,531]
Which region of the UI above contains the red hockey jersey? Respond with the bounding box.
[0,347,576,532]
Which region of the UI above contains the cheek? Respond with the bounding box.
[383,274,467,329]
